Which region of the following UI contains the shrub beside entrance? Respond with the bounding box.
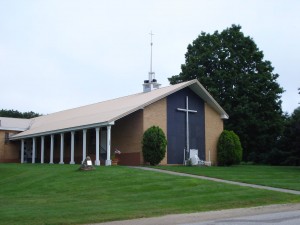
[142,126,167,166]
[217,130,243,166]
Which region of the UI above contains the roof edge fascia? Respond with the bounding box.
[0,127,28,132]
[110,80,197,122]
[10,121,115,140]
[111,79,228,121]
[192,80,229,119]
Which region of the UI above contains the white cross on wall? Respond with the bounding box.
[177,96,197,163]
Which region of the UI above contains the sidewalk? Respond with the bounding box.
[130,166,300,195]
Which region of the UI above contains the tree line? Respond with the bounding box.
[0,109,40,119]
[169,24,300,165]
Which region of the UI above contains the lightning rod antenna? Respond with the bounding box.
[149,31,155,81]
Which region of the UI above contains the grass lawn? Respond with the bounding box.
[1,164,300,225]
[156,165,300,191]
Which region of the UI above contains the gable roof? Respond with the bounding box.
[10,79,228,140]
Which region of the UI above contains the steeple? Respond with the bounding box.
[143,31,161,93]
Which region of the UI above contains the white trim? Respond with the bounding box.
[110,80,228,122]
[9,121,115,140]
[0,127,28,132]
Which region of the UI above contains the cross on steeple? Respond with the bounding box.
[177,96,197,163]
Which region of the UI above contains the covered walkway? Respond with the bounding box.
[13,123,114,166]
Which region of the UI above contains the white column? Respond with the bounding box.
[32,137,36,164]
[41,136,44,164]
[70,131,75,164]
[50,134,54,164]
[105,126,112,166]
[59,133,64,164]
[82,129,87,163]
[21,139,24,163]
[95,127,100,166]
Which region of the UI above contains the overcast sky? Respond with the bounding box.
[1,0,299,115]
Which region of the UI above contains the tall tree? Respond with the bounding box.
[169,25,284,162]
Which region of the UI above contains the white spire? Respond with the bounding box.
[149,31,155,81]
[143,31,161,93]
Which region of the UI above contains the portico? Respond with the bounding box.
[18,124,114,166]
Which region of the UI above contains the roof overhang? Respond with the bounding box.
[8,79,228,141]
[189,81,229,119]
[0,127,28,132]
[9,121,115,141]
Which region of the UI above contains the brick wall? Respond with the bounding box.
[204,103,224,165]
[111,110,143,165]
[0,130,20,163]
[143,98,168,165]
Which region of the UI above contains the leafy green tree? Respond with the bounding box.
[169,24,284,162]
[217,130,242,166]
[0,109,40,119]
[279,107,300,165]
[142,126,167,166]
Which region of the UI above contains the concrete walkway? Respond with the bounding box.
[130,166,300,195]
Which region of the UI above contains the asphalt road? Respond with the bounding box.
[89,203,300,225]
[182,209,300,225]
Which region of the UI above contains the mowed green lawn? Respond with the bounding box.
[156,165,300,191]
[1,164,300,225]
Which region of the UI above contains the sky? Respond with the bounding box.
[0,0,299,115]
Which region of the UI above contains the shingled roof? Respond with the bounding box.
[10,79,228,140]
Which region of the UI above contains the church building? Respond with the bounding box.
[0,79,228,166]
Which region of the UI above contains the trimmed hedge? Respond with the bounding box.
[142,126,167,166]
[217,130,243,166]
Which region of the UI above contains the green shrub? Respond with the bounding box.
[217,130,243,166]
[142,126,167,166]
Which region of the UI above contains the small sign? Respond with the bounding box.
[87,160,92,166]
